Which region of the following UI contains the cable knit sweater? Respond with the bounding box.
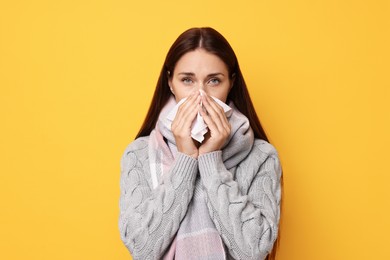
[119,135,282,260]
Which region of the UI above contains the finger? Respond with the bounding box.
[176,91,199,116]
[173,95,200,132]
[181,97,201,129]
[174,105,197,132]
[179,94,200,122]
[172,95,190,130]
[201,95,226,133]
[174,92,200,123]
[204,95,228,123]
[202,94,230,131]
[199,106,219,135]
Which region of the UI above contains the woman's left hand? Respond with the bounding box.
[198,93,231,156]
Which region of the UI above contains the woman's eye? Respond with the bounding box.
[208,78,221,85]
[181,78,193,84]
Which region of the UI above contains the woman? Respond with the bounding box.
[119,27,282,260]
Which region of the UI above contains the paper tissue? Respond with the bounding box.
[166,91,232,143]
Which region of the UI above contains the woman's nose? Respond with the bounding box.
[196,82,205,91]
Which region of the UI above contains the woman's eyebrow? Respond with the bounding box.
[177,72,225,77]
[178,72,195,76]
[207,73,224,77]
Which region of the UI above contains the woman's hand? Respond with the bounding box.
[199,93,231,156]
[171,91,201,158]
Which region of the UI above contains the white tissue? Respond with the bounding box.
[166,92,232,143]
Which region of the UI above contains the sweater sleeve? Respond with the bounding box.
[198,140,282,260]
[118,138,198,260]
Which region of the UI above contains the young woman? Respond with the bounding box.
[119,27,282,260]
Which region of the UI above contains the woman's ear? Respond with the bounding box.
[167,71,174,94]
[230,73,236,90]
[167,70,173,94]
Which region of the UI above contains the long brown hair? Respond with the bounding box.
[135,27,281,259]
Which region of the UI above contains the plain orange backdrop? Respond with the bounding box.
[0,0,389,259]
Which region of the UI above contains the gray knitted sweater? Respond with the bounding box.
[119,137,282,260]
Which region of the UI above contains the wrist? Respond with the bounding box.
[189,151,199,159]
[177,146,199,159]
[198,150,224,180]
[198,148,220,156]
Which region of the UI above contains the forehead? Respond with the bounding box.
[174,49,228,75]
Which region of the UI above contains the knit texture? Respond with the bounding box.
[119,138,281,259]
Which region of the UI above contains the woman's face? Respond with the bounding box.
[168,49,232,103]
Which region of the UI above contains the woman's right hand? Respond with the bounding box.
[171,91,201,159]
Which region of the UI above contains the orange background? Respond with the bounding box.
[1,0,389,259]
